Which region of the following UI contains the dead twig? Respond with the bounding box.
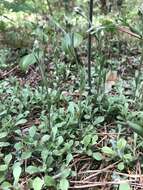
[69,180,133,189]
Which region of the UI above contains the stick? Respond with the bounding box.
[87,0,93,94]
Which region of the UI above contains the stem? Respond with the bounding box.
[46,0,53,16]
[34,51,51,128]
[87,0,93,94]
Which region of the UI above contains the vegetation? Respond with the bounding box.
[0,0,143,189]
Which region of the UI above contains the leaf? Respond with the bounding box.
[66,153,73,165]
[73,33,83,48]
[102,146,115,155]
[26,166,39,175]
[29,126,37,138]
[127,121,143,137]
[82,134,92,148]
[117,138,127,150]
[44,176,56,187]
[4,154,12,165]
[52,127,58,140]
[0,132,8,139]
[20,53,37,72]
[93,116,104,125]
[57,136,64,146]
[1,181,12,189]
[21,151,32,160]
[33,177,44,190]
[0,142,10,148]
[15,119,27,126]
[59,178,69,190]
[91,135,98,145]
[62,33,83,53]
[41,135,50,144]
[62,169,71,178]
[0,165,8,171]
[41,149,49,162]
[92,152,103,161]
[117,162,124,171]
[119,182,131,190]
[123,154,133,162]
[13,162,22,185]
[67,102,76,117]
[14,142,23,151]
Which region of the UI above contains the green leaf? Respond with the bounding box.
[117,138,127,150]
[29,126,37,138]
[57,136,64,146]
[1,181,12,189]
[41,149,49,162]
[0,142,10,148]
[33,177,44,190]
[4,154,12,165]
[26,166,39,174]
[14,142,23,151]
[82,134,92,148]
[52,127,58,140]
[93,116,104,125]
[13,162,22,185]
[127,121,143,137]
[59,178,69,190]
[73,33,83,48]
[67,102,76,116]
[41,135,50,144]
[21,151,32,160]
[119,182,131,190]
[92,152,103,161]
[102,146,115,155]
[0,165,8,171]
[44,176,56,187]
[0,132,8,139]
[91,135,98,145]
[123,154,133,162]
[62,33,83,53]
[20,53,37,72]
[117,162,125,171]
[15,119,27,126]
[66,153,73,165]
[62,169,71,178]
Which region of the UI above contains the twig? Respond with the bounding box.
[87,0,93,93]
[1,66,18,78]
[78,161,119,175]
[69,180,133,189]
[117,26,141,39]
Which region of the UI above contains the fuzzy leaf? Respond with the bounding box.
[20,53,36,72]
[92,152,103,161]
[0,142,10,147]
[26,166,39,174]
[119,182,131,190]
[33,177,44,190]
[13,162,21,185]
[102,146,115,155]
[15,119,27,126]
[59,178,69,190]
[0,132,8,139]
[117,138,127,150]
[44,176,55,187]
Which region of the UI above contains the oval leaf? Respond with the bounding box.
[33,177,44,190]
[59,178,69,190]
[13,162,22,185]
[20,53,36,72]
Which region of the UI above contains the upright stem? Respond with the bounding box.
[88,0,93,94]
[46,0,53,16]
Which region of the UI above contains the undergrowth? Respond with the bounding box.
[0,0,143,190]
